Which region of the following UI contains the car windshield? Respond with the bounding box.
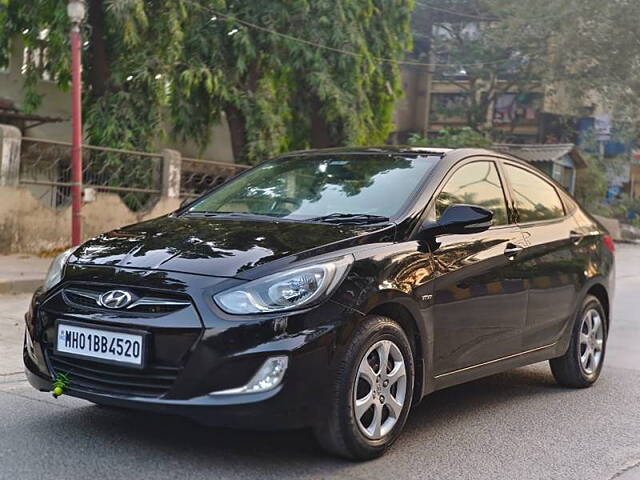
[186,154,439,221]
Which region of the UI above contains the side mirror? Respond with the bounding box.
[419,204,493,238]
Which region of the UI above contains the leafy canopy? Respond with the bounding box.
[0,0,413,162]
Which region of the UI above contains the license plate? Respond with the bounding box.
[55,321,146,367]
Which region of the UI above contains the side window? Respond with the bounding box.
[436,161,508,225]
[503,164,565,222]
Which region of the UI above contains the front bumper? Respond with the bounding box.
[24,267,358,430]
[25,340,330,430]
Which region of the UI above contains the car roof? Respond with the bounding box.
[275,146,546,178]
[278,146,542,171]
[278,146,453,157]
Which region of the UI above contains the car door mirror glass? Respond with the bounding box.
[419,204,493,238]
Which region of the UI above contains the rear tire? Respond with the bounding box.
[550,295,607,388]
[313,315,414,460]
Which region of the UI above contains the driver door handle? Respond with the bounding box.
[504,244,524,259]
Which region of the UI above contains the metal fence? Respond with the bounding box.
[180,156,251,199]
[19,137,163,211]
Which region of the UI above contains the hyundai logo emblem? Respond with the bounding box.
[98,289,133,309]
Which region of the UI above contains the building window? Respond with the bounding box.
[430,93,470,123]
[22,29,55,81]
[493,93,542,125]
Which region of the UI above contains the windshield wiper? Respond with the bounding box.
[307,213,390,224]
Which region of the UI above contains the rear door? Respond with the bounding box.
[428,159,529,376]
[501,162,581,351]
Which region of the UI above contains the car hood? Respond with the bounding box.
[71,215,394,279]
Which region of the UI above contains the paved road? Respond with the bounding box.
[1,244,639,480]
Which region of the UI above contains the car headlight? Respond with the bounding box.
[44,248,75,292]
[214,256,353,315]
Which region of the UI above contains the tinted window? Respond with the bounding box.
[188,154,439,220]
[504,164,564,222]
[436,161,508,225]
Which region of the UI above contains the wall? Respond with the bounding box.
[0,39,71,142]
[392,67,429,138]
[0,186,181,254]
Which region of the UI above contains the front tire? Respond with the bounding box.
[550,295,607,388]
[314,315,414,460]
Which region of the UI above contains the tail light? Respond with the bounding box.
[602,234,615,254]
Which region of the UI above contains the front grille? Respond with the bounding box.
[61,285,191,315]
[45,347,180,398]
[64,291,97,308]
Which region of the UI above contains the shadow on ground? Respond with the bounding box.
[3,361,639,480]
[13,366,566,472]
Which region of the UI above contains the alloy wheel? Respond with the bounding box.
[353,339,407,440]
[579,308,604,375]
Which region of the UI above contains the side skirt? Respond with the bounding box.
[429,342,561,392]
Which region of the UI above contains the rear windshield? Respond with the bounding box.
[187,154,439,220]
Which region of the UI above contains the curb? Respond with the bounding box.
[0,279,42,295]
[617,239,640,245]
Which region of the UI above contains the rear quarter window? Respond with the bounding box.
[503,164,565,222]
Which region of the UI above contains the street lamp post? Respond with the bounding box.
[67,0,85,246]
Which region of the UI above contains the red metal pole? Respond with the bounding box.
[70,24,82,246]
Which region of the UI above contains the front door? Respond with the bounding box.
[428,160,529,376]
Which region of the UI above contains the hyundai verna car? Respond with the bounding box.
[24,147,615,460]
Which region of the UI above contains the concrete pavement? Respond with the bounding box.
[0,244,638,479]
[0,254,49,294]
[0,293,30,376]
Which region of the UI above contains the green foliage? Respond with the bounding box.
[573,149,640,221]
[1,0,412,163]
[408,127,492,148]
[573,153,608,212]
[286,0,412,148]
[169,0,412,162]
[589,194,640,221]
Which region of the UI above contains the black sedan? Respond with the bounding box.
[24,147,615,460]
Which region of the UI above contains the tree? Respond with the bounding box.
[171,1,412,161]
[0,0,412,163]
[284,1,412,149]
[535,0,640,128]
[408,126,492,148]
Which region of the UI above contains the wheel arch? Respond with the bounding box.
[586,283,610,330]
[367,300,427,404]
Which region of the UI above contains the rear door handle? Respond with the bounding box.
[504,244,524,259]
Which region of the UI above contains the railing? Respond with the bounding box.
[180,156,251,199]
[17,137,253,210]
[19,137,163,211]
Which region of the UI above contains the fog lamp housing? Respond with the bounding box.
[209,356,288,396]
